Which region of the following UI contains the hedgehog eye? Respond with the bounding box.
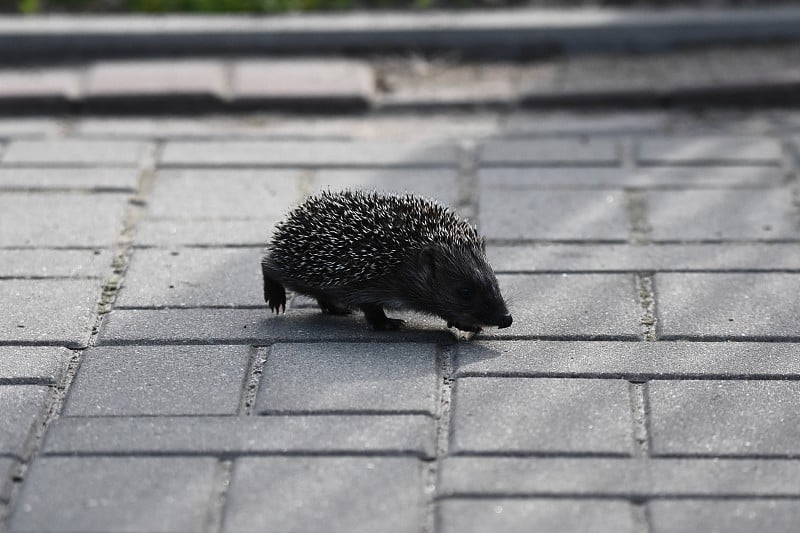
[457,286,472,299]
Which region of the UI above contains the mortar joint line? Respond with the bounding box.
[456,140,479,222]
[424,343,455,533]
[204,458,233,533]
[240,345,268,417]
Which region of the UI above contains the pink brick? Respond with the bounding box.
[232,59,373,101]
[86,60,226,97]
[0,69,80,99]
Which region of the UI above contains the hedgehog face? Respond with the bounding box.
[415,244,512,332]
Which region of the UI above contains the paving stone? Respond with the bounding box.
[98,308,453,345]
[437,457,800,497]
[8,456,217,533]
[232,59,374,105]
[648,379,800,456]
[0,346,69,383]
[0,68,80,100]
[487,243,800,272]
[146,169,301,220]
[256,343,438,415]
[438,499,636,533]
[311,168,460,206]
[1,279,99,348]
[454,341,800,379]
[478,166,785,189]
[0,249,112,278]
[63,345,249,416]
[86,60,226,98]
[42,415,436,458]
[649,500,800,533]
[115,248,262,307]
[479,139,618,165]
[638,136,782,165]
[160,140,458,167]
[655,273,800,339]
[0,193,129,247]
[645,189,798,241]
[134,219,270,246]
[558,52,712,96]
[479,189,630,240]
[1,458,17,502]
[0,385,51,459]
[0,119,61,138]
[488,274,641,339]
[0,168,138,191]
[502,112,668,135]
[450,377,632,454]
[3,140,145,165]
[223,457,422,533]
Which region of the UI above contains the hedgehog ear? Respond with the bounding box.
[419,245,439,282]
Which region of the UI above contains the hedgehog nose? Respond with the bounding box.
[497,315,513,329]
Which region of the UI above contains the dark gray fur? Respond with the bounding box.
[261,190,512,332]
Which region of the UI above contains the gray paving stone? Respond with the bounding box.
[146,169,301,220]
[450,377,632,454]
[0,168,138,191]
[638,136,782,165]
[255,343,438,415]
[437,457,800,497]
[479,189,630,241]
[98,308,453,344]
[479,139,618,165]
[0,346,69,383]
[478,166,785,188]
[64,345,249,416]
[0,193,129,247]
[648,379,800,456]
[438,499,636,533]
[454,341,800,379]
[160,140,457,167]
[134,219,270,246]
[646,189,798,241]
[649,500,800,533]
[489,274,642,339]
[656,273,800,339]
[1,457,17,502]
[502,112,667,136]
[0,385,51,458]
[311,168,460,206]
[8,456,217,533]
[42,415,436,458]
[1,279,99,348]
[115,248,262,308]
[487,243,800,272]
[3,140,145,166]
[223,457,423,533]
[0,249,112,278]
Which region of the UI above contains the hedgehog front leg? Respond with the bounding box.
[262,262,286,314]
[360,304,405,331]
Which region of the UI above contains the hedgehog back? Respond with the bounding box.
[268,190,482,288]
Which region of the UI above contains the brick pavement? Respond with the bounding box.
[1,110,799,532]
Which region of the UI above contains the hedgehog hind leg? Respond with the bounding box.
[360,304,405,331]
[316,296,352,316]
[261,262,286,314]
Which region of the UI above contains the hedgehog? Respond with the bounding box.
[261,190,512,333]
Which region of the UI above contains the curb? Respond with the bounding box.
[2,7,800,62]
